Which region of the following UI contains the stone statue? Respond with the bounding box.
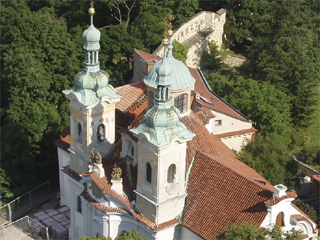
[90,148,96,165]
[90,148,102,165]
[94,151,102,165]
[112,163,122,181]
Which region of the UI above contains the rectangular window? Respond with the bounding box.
[215,120,222,126]
[77,196,82,213]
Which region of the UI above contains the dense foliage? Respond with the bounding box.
[224,0,320,126]
[206,0,319,188]
[238,134,299,186]
[217,221,303,240]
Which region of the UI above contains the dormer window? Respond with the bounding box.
[215,120,222,126]
[97,124,105,142]
[77,122,83,143]
[174,94,187,113]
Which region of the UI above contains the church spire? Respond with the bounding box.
[63,2,121,106]
[130,28,195,147]
[82,0,100,68]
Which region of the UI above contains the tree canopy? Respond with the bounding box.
[206,73,292,136]
[238,133,299,186]
[217,221,303,240]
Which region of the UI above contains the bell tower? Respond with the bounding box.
[63,2,121,174]
[130,38,195,224]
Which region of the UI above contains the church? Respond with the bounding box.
[55,4,318,240]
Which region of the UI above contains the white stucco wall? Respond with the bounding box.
[180,226,203,240]
[134,138,188,224]
[210,111,251,135]
[220,133,253,153]
[68,177,85,240]
[57,148,71,207]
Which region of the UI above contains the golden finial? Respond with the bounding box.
[162,38,169,46]
[88,0,95,16]
[162,17,169,46]
[167,11,173,38]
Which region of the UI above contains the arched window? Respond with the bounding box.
[276,212,285,227]
[167,164,176,183]
[146,162,152,183]
[77,122,82,143]
[97,124,105,142]
[174,94,187,113]
[77,196,82,213]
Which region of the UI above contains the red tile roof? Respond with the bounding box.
[189,68,249,121]
[55,127,71,151]
[216,127,258,138]
[135,49,161,63]
[291,214,308,222]
[116,81,147,113]
[62,165,82,181]
[82,172,179,231]
[181,112,218,175]
[312,175,320,183]
[265,191,297,206]
[183,151,273,240]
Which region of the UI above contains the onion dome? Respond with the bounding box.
[144,40,195,91]
[145,105,180,129]
[82,25,100,51]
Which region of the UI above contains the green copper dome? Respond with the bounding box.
[144,41,195,91]
[82,24,100,51]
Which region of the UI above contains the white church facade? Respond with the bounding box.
[55,4,318,240]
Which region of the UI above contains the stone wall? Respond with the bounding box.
[154,9,226,68]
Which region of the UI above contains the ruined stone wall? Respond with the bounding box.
[154,9,226,68]
[223,54,251,69]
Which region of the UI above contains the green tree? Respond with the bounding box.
[0,1,81,200]
[115,229,147,240]
[81,235,111,240]
[224,0,269,51]
[238,134,299,186]
[202,41,227,71]
[248,0,319,126]
[217,222,266,240]
[293,199,319,225]
[172,40,188,64]
[206,74,292,136]
[217,221,303,240]
[0,169,13,202]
